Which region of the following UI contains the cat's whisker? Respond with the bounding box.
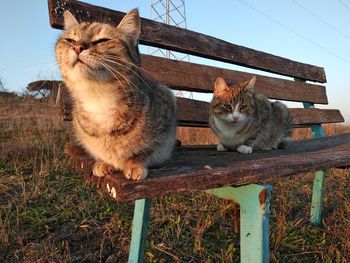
[93,58,136,105]
[102,57,154,95]
[104,54,152,75]
[102,55,153,83]
[96,58,147,99]
[104,55,155,84]
[94,72,159,133]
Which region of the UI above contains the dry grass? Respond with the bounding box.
[1,96,349,262]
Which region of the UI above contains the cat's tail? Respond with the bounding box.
[273,101,293,149]
[278,136,291,149]
[175,139,182,146]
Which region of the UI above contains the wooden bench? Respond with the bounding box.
[48,1,350,262]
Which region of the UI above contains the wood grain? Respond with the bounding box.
[64,133,350,201]
[58,87,344,127]
[140,55,328,104]
[43,54,329,104]
[48,0,326,82]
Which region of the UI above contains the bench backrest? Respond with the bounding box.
[48,0,344,129]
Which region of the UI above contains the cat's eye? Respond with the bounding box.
[240,105,248,110]
[92,38,111,45]
[65,38,76,44]
[223,104,232,110]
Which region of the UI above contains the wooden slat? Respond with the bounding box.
[48,0,326,83]
[44,54,330,104]
[291,108,344,127]
[64,133,350,201]
[177,99,344,127]
[59,88,344,126]
[141,55,328,104]
[177,98,344,127]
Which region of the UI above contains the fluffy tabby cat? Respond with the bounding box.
[209,76,293,154]
[55,9,176,180]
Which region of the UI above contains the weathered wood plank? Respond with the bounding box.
[289,108,344,126]
[141,55,328,104]
[42,52,329,104]
[64,133,350,201]
[59,88,343,126]
[178,104,344,127]
[48,0,326,83]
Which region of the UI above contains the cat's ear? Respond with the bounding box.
[214,77,229,97]
[117,9,141,45]
[63,10,79,29]
[244,76,256,93]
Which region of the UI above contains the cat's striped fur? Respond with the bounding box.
[55,10,176,180]
[209,77,293,154]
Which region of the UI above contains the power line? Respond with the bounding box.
[337,0,350,11]
[291,0,350,41]
[236,0,350,65]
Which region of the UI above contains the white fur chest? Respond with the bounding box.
[70,80,117,129]
[213,116,247,146]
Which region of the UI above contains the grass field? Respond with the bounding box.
[1,96,350,262]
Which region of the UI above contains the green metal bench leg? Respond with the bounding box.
[304,102,326,225]
[310,170,325,225]
[309,123,326,226]
[128,199,151,263]
[309,123,326,225]
[205,184,271,263]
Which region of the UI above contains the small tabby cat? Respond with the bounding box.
[209,76,293,154]
[55,9,176,180]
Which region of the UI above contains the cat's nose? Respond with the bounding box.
[232,116,239,122]
[73,44,85,55]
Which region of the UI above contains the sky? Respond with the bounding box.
[1,0,350,122]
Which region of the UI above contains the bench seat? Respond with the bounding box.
[65,133,350,202]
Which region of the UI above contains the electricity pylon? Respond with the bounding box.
[149,0,193,98]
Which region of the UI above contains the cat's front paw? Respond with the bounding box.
[93,161,115,177]
[237,145,253,154]
[217,143,228,152]
[124,160,148,180]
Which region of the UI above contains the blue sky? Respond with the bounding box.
[1,0,350,122]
